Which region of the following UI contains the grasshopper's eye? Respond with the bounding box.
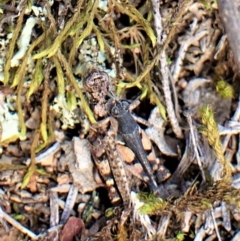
[110,104,120,117]
[121,101,129,110]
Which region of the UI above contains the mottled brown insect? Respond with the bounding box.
[109,100,158,192]
[88,117,130,206]
[103,127,131,207]
[84,68,170,206]
[83,68,110,117]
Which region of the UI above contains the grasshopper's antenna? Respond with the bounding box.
[105,90,122,115]
[107,89,118,100]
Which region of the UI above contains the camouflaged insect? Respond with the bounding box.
[83,68,111,118]
[88,117,129,206]
[84,68,128,205]
[84,68,170,206]
[108,99,158,192]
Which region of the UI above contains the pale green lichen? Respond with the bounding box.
[74,37,117,79]
[98,0,108,12]
[11,17,39,67]
[50,95,83,130]
[0,95,22,145]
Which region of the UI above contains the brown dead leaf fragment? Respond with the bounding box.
[26,173,38,193]
[58,138,102,193]
[146,107,177,157]
[60,217,84,241]
[0,227,23,241]
[25,108,40,130]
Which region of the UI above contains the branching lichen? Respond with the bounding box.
[57,50,96,124]
[113,0,156,48]
[26,58,44,99]
[33,0,85,60]
[0,0,239,239]
[21,130,39,188]
[3,1,26,85]
[12,29,51,140]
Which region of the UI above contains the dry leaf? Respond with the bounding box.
[25,108,40,130]
[146,107,177,157]
[0,227,23,241]
[57,174,71,185]
[60,217,84,241]
[26,174,38,193]
[59,138,102,193]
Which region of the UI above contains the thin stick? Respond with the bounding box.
[184,110,206,182]
[210,206,222,241]
[0,206,44,240]
[151,0,183,139]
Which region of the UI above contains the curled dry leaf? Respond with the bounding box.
[25,142,61,166]
[183,77,232,123]
[25,108,40,130]
[182,77,212,110]
[145,107,177,157]
[72,138,103,192]
[59,138,102,193]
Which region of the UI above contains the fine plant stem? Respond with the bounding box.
[151,0,183,139]
[184,110,206,182]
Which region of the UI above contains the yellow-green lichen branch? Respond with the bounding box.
[113,0,156,47]
[4,2,27,85]
[11,30,51,141]
[116,51,161,94]
[26,59,44,99]
[57,51,96,124]
[33,0,85,59]
[21,131,39,189]
[52,56,65,96]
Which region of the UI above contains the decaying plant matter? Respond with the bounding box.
[0,0,240,240]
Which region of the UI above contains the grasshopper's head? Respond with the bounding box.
[109,100,130,119]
